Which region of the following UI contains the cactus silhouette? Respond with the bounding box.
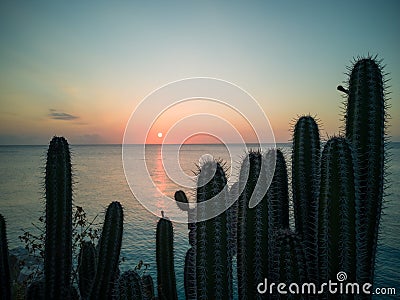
[265,149,289,229]
[237,149,290,299]
[237,150,269,300]
[142,274,155,300]
[0,214,11,300]
[318,137,357,292]
[270,229,308,297]
[89,201,123,300]
[114,270,144,300]
[292,116,321,283]
[156,216,178,300]
[44,136,73,299]
[184,246,197,300]
[344,56,387,285]
[78,241,97,299]
[196,160,232,299]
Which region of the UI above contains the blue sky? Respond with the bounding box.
[0,0,399,144]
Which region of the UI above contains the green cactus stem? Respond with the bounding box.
[114,270,143,300]
[44,136,73,299]
[78,241,97,299]
[184,247,197,300]
[89,201,123,300]
[0,214,11,300]
[318,137,357,290]
[141,274,155,300]
[270,229,308,295]
[292,116,321,283]
[344,56,386,285]
[156,217,178,300]
[196,160,232,299]
[265,149,289,229]
[237,150,268,300]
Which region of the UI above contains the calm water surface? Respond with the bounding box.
[0,143,398,298]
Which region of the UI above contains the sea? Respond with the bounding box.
[0,143,399,299]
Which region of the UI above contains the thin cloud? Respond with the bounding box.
[48,109,79,121]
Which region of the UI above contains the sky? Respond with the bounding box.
[0,0,399,144]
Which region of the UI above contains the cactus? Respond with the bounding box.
[265,149,289,229]
[292,116,321,283]
[141,274,155,300]
[237,149,289,299]
[270,229,308,296]
[156,217,178,300]
[318,138,357,291]
[78,241,97,299]
[0,214,11,300]
[89,201,123,300]
[114,270,143,300]
[228,182,239,257]
[196,160,232,299]
[184,247,197,300]
[44,136,73,299]
[236,150,268,300]
[343,56,387,285]
[174,190,196,247]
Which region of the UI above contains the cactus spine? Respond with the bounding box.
[44,136,73,299]
[89,201,123,300]
[0,214,11,300]
[196,160,232,299]
[344,57,386,285]
[78,241,97,299]
[114,270,143,300]
[156,217,178,300]
[292,116,321,283]
[318,138,357,291]
[184,247,197,300]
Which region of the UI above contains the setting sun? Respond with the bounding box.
[157,132,163,138]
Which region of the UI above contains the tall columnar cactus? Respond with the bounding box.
[44,136,73,299]
[196,160,232,299]
[270,229,308,293]
[318,138,357,290]
[156,217,178,300]
[292,116,321,283]
[237,149,290,299]
[265,149,289,229]
[174,190,197,300]
[114,270,143,300]
[0,214,11,300]
[237,150,269,300]
[142,274,155,300]
[174,190,196,247]
[184,247,197,300]
[89,201,123,300]
[78,241,97,299]
[342,57,386,285]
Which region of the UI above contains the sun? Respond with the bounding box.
[157,132,163,138]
